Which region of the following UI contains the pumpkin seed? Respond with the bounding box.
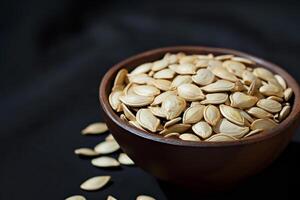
[246,107,273,119]
[279,105,291,121]
[206,133,237,142]
[65,195,86,200]
[149,106,166,118]
[219,104,244,125]
[107,195,118,200]
[242,70,256,85]
[118,153,134,165]
[130,63,153,75]
[152,59,168,71]
[109,91,123,112]
[161,95,186,120]
[223,60,246,77]
[257,99,282,113]
[164,132,180,138]
[250,118,278,131]
[91,156,120,168]
[200,93,228,105]
[81,122,108,135]
[231,56,254,64]
[179,55,197,64]
[201,80,235,92]
[179,133,201,141]
[213,118,249,138]
[164,117,182,128]
[136,195,156,200]
[114,69,128,87]
[194,59,209,68]
[239,110,254,123]
[210,65,238,82]
[253,67,274,81]
[177,83,205,101]
[259,84,283,97]
[153,68,175,79]
[192,121,212,139]
[203,105,221,126]
[284,88,293,101]
[244,129,263,138]
[128,73,153,84]
[267,96,283,102]
[174,63,196,75]
[274,74,287,90]
[122,104,136,121]
[215,54,234,60]
[105,134,115,141]
[149,79,171,91]
[136,109,160,132]
[74,148,100,157]
[192,69,215,85]
[170,75,193,89]
[160,124,191,135]
[94,140,120,154]
[151,90,177,105]
[80,176,111,191]
[133,85,160,97]
[230,92,258,109]
[119,94,154,107]
[163,53,178,64]
[182,105,205,124]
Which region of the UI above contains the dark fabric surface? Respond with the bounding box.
[1,0,300,199]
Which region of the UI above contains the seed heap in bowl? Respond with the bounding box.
[109,53,293,142]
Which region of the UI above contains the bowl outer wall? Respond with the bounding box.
[99,46,300,186]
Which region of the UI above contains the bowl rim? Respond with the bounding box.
[99,46,300,147]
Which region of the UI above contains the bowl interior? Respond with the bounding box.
[99,46,300,147]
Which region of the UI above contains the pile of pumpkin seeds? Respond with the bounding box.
[109,53,293,142]
[66,122,155,200]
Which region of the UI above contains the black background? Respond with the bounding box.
[1,0,300,199]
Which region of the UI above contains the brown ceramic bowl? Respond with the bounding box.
[99,46,300,190]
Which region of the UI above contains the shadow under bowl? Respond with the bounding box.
[99,46,300,191]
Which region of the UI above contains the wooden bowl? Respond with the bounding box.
[99,46,300,190]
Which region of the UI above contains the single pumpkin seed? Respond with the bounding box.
[259,84,283,97]
[152,59,168,71]
[151,90,177,106]
[274,74,287,90]
[200,93,228,105]
[149,79,171,91]
[244,129,263,138]
[109,91,123,112]
[136,109,160,132]
[246,107,273,119]
[213,118,249,138]
[230,92,258,109]
[128,73,153,84]
[149,106,166,118]
[164,132,180,138]
[267,96,283,102]
[114,69,128,87]
[182,105,205,124]
[94,140,120,154]
[192,69,215,85]
[105,134,115,141]
[257,99,282,113]
[194,59,210,68]
[170,75,193,89]
[206,133,237,142]
[164,117,182,128]
[279,105,291,121]
[284,88,293,101]
[210,65,238,82]
[223,60,246,77]
[203,105,221,126]
[159,124,191,135]
[81,122,108,135]
[65,195,86,200]
[133,85,160,97]
[231,56,254,64]
[219,104,244,126]
[118,153,134,165]
[215,54,234,60]
[122,104,136,121]
[130,63,153,75]
[91,156,120,168]
[136,195,156,200]
[163,53,178,64]
[153,68,175,79]
[174,63,196,75]
[74,148,100,157]
[253,67,274,81]
[119,94,154,107]
[179,133,201,141]
[161,94,186,120]
[80,176,111,191]
[201,80,235,92]
[179,55,197,64]
[192,121,212,139]
[177,83,205,101]
[250,118,278,131]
